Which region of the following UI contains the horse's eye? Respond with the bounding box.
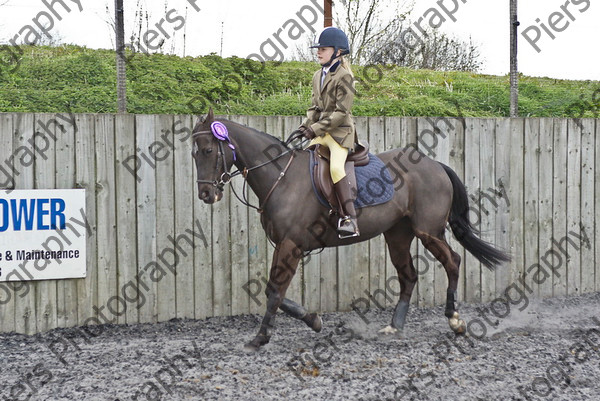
[204,148,213,154]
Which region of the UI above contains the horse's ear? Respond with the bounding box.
[206,108,214,123]
[194,108,214,130]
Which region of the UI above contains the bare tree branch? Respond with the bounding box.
[371,27,483,72]
[334,0,481,71]
[336,0,412,65]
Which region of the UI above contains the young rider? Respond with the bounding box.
[298,27,360,239]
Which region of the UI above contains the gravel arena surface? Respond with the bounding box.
[1,292,599,401]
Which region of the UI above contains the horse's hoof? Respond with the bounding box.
[448,312,467,334]
[244,342,260,353]
[378,325,399,335]
[244,335,269,352]
[306,313,322,333]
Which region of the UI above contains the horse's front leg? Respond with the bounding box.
[279,298,322,333]
[245,238,301,351]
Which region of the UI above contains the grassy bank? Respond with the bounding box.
[0,45,598,117]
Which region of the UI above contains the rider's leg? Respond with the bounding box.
[321,134,359,238]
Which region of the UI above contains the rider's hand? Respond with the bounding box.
[301,126,316,140]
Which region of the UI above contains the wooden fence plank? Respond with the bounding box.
[34,114,58,333]
[566,120,582,296]
[552,118,568,297]
[114,114,138,325]
[524,118,540,298]
[55,111,79,328]
[155,114,177,322]
[538,118,554,299]
[173,115,196,320]
[11,114,37,335]
[596,120,600,293]
[135,115,158,323]
[508,118,525,298]
[579,119,599,294]
[579,119,594,295]
[95,114,118,324]
[74,114,97,327]
[0,114,16,333]
[303,239,321,313]
[318,247,337,313]
[463,118,481,303]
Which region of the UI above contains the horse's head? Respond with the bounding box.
[191,109,235,204]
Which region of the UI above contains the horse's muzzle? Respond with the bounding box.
[198,186,223,204]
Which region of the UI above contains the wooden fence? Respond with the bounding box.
[0,113,597,335]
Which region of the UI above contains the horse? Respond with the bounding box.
[192,109,510,351]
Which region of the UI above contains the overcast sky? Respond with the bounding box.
[1,0,598,81]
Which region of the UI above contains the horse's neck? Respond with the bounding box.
[227,123,290,202]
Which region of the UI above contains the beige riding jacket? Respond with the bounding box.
[302,61,357,150]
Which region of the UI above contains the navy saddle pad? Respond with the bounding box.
[309,152,394,209]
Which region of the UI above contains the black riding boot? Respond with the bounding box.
[333,179,359,239]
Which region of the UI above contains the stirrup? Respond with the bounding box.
[337,216,360,239]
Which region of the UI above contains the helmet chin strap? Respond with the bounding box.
[320,49,341,67]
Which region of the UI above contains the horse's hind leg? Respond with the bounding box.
[380,222,417,334]
[416,231,466,334]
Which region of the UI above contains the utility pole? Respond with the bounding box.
[115,0,127,113]
[220,22,224,57]
[510,0,519,117]
[183,6,188,57]
[325,0,333,27]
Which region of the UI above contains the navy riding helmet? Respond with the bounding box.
[310,27,350,66]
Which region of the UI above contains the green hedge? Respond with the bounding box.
[0,44,598,117]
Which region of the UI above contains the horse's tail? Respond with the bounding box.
[439,162,511,270]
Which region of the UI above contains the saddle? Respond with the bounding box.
[309,142,370,214]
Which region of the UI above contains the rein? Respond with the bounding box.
[193,129,296,213]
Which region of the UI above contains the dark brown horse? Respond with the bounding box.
[192,109,510,351]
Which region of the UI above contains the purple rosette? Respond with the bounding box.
[211,121,236,161]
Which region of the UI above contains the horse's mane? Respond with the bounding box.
[222,119,291,149]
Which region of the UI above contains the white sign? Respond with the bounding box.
[0,189,87,281]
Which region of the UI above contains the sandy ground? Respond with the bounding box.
[1,292,599,401]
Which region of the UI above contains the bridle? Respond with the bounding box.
[192,129,296,213]
[193,132,233,192]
